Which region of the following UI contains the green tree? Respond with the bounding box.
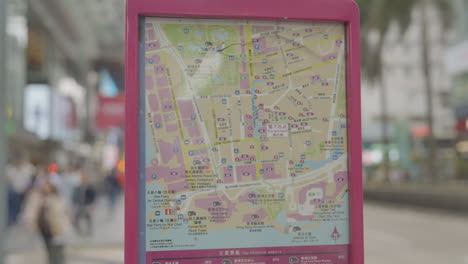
[356,0,452,182]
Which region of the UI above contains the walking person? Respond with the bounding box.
[23,178,71,264]
[6,153,35,225]
[104,168,121,217]
[60,166,81,207]
[72,171,97,236]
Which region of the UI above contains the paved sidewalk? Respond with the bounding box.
[364,202,468,264]
[5,196,124,264]
[6,247,124,264]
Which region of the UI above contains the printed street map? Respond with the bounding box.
[143,18,349,253]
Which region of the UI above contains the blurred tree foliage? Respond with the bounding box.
[356,0,452,83]
[356,0,453,182]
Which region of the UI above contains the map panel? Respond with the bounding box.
[143,17,349,261]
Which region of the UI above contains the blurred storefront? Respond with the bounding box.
[444,0,468,179]
[3,0,125,171]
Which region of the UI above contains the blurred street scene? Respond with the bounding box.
[1,0,125,263]
[0,0,467,264]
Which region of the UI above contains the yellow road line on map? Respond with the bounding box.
[256,163,263,179]
[185,144,208,151]
[246,25,255,81]
[211,101,219,142]
[284,35,344,53]
[162,53,194,189]
[250,51,279,62]
[272,59,337,81]
[214,137,254,146]
[163,53,185,141]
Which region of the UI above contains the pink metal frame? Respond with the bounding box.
[125,0,363,263]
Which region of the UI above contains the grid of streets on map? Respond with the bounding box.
[143,18,350,251]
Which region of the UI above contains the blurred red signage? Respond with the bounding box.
[456,119,468,133]
[96,94,125,130]
[411,126,431,138]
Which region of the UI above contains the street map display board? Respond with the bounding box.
[125,1,363,264]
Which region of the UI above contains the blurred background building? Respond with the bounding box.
[361,3,456,183]
[444,0,468,179]
[1,0,126,263]
[3,0,125,169]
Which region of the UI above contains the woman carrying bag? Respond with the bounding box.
[23,178,71,264]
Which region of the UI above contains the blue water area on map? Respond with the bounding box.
[275,209,288,228]
[213,74,223,85]
[145,122,156,165]
[299,123,346,170]
[187,45,204,53]
[145,193,350,251]
[216,30,228,41]
[195,30,204,39]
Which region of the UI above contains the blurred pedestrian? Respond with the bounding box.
[105,168,121,216]
[6,153,35,225]
[23,178,71,264]
[72,171,97,236]
[60,166,81,207]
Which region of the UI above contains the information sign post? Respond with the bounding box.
[125,1,363,263]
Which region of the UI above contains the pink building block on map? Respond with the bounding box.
[148,94,160,112]
[168,180,190,193]
[194,195,237,223]
[165,122,178,132]
[154,64,166,75]
[244,126,254,138]
[260,47,279,55]
[243,114,254,138]
[145,76,154,90]
[242,61,247,73]
[236,164,257,182]
[235,154,256,162]
[262,163,281,180]
[329,171,348,199]
[162,101,174,112]
[156,77,169,88]
[147,29,155,41]
[157,137,184,164]
[158,88,171,100]
[153,114,163,128]
[222,167,234,184]
[240,74,250,89]
[252,37,279,56]
[178,100,196,120]
[183,120,201,137]
[145,40,160,50]
[150,54,161,64]
[288,213,313,221]
[253,38,266,49]
[145,163,186,183]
